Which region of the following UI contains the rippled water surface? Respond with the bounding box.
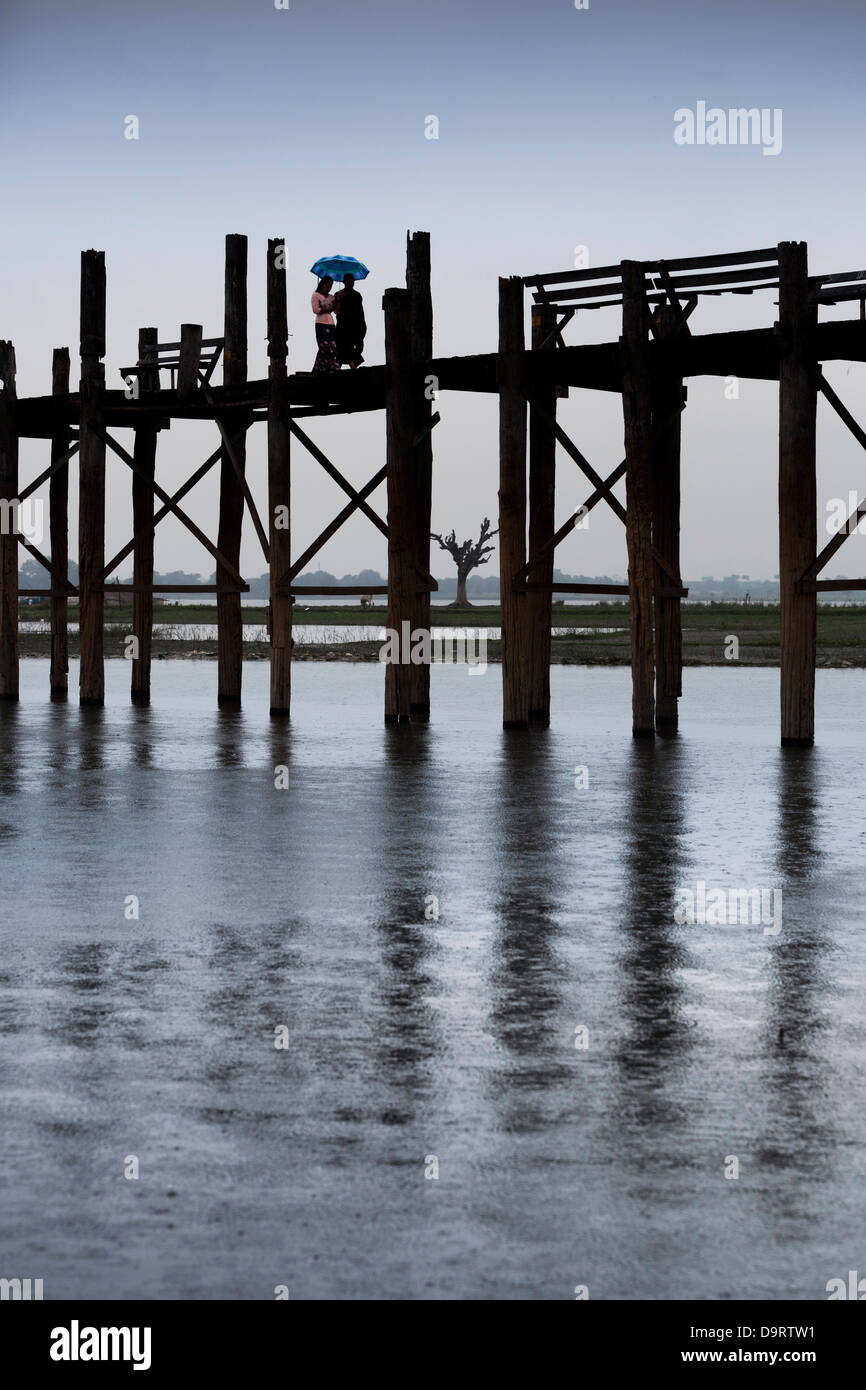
[1,660,865,1300]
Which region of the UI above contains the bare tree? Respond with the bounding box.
[431,517,498,608]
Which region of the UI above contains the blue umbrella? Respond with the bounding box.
[310,255,369,282]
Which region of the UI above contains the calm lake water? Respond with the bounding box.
[1,660,864,1301]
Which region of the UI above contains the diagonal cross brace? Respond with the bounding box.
[94,425,246,589]
[100,444,223,581]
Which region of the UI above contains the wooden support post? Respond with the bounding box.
[407,230,433,721]
[383,288,415,723]
[217,233,247,705]
[0,340,18,700]
[177,324,202,399]
[498,277,529,728]
[778,240,818,746]
[651,305,684,729]
[621,260,656,737]
[49,348,70,695]
[527,302,557,726]
[131,328,158,701]
[78,250,106,706]
[267,238,292,716]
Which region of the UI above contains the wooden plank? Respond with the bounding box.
[289,585,389,596]
[523,248,777,288]
[383,288,415,722]
[527,303,556,725]
[131,328,159,700]
[407,229,434,721]
[78,250,106,705]
[0,340,18,699]
[621,260,656,736]
[218,233,248,704]
[103,584,247,593]
[498,276,529,726]
[778,241,818,745]
[49,347,70,694]
[526,582,629,595]
[267,236,292,715]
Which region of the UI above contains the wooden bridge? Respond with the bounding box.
[1,233,865,744]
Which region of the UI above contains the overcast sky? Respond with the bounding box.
[3,0,865,582]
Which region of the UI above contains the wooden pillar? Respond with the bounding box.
[384,288,415,723]
[78,250,106,706]
[0,340,18,700]
[131,327,158,701]
[49,348,71,696]
[407,231,433,721]
[621,260,655,737]
[217,233,248,705]
[498,276,529,728]
[267,238,292,716]
[177,324,202,399]
[651,305,684,730]
[527,302,557,726]
[778,240,818,746]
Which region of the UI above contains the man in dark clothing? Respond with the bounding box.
[333,274,367,369]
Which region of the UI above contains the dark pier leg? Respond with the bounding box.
[131,328,158,702]
[78,250,106,706]
[384,288,415,723]
[407,231,433,721]
[778,241,818,746]
[267,238,292,716]
[0,340,18,700]
[527,302,556,726]
[49,347,70,697]
[621,260,656,737]
[652,306,684,730]
[217,233,248,705]
[498,276,529,728]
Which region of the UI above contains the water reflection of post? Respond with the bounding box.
[366,727,442,1123]
[762,748,833,1187]
[615,739,693,1130]
[486,734,568,1132]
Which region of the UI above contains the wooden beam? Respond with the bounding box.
[267,237,292,715]
[0,340,18,699]
[289,585,388,596]
[78,250,106,705]
[49,347,70,695]
[407,230,433,721]
[383,287,415,722]
[621,260,656,736]
[498,276,529,727]
[131,328,158,700]
[527,303,556,726]
[177,324,202,400]
[651,306,685,729]
[218,233,248,704]
[778,241,818,745]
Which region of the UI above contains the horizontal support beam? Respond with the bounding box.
[285,585,389,596]
[101,584,249,593]
[799,578,866,592]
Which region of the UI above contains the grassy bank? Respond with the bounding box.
[15,601,866,666]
